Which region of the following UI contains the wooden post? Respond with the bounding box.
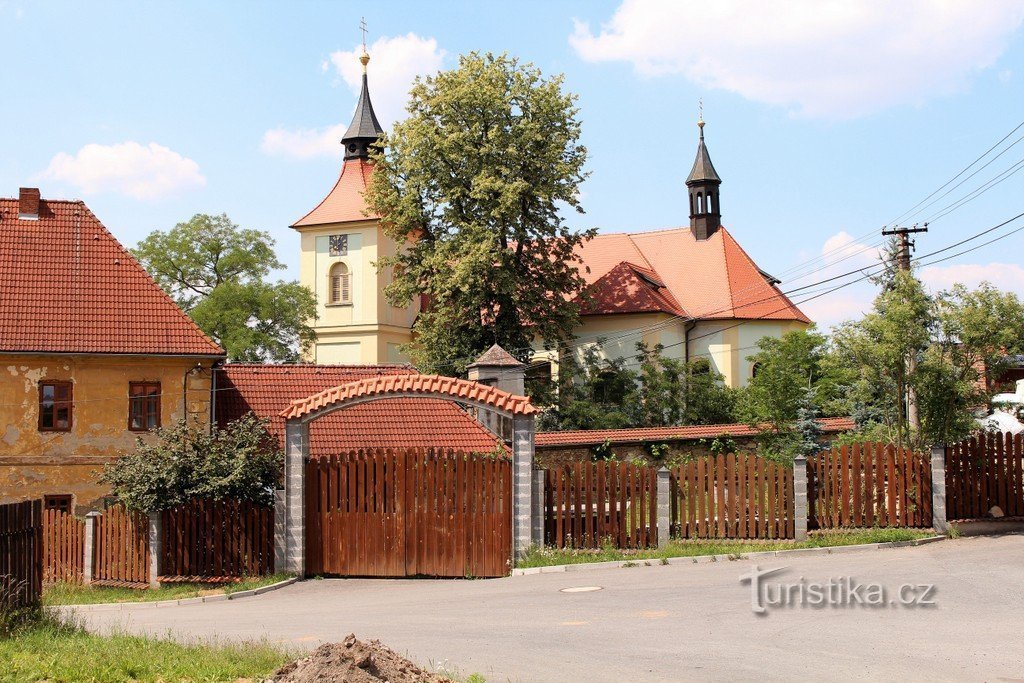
[930,444,948,533]
[82,511,99,585]
[147,511,162,589]
[793,455,808,541]
[657,467,671,548]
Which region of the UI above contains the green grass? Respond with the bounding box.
[1,615,291,682]
[42,572,293,606]
[517,528,936,568]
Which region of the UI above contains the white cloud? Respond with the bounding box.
[920,262,1024,295]
[38,141,205,200]
[260,123,347,161]
[262,33,445,160]
[570,0,1024,119]
[792,231,882,327]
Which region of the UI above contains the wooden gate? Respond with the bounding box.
[306,448,512,578]
[946,432,1024,521]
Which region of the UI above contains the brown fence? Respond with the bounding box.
[808,444,932,529]
[0,499,43,610]
[93,503,149,587]
[946,432,1024,521]
[307,449,512,578]
[670,453,795,540]
[544,461,658,549]
[42,509,84,584]
[161,499,274,581]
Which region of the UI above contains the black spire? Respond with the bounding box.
[685,119,722,240]
[341,52,384,161]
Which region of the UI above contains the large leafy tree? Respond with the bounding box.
[133,214,316,362]
[365,52,594,373]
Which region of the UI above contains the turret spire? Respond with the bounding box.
[685,113,722,240]
[341,21,384,161]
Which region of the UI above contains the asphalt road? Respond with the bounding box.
[74,535,1024,682]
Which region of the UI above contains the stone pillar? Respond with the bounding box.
[273,488,286,574]
[930,444,948,534]
[657,467,671,548]
[83,511,99,585]
[793,455,808,541]
[284,419,309,577]
[531,469,546,547]
[147,511,162,589]
[467,344,526,439]
[511,414,535,560]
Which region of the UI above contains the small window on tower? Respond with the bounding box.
[329,262,352,305]
[329,234,349,256]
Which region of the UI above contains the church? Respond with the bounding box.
[291,51,810,389]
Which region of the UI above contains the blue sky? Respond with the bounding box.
[3,0,1023,326]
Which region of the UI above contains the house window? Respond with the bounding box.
[38,381,73,431]
[44,494,73,515]
[329,234,349,256]
[329,262,352,305]
[129,382,161,431]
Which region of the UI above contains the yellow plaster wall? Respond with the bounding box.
[0,354,214,511]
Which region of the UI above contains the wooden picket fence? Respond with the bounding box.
[161,499,274,582]
[42,509,84,584]
[92,503,149,587]
[0,499,43,610]
[946,432,1024,521]
[670,453,795,540]
[807,444,932,529]
[543,461,658,549]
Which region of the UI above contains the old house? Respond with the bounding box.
[0,188,224,512]
[294,52,809,386]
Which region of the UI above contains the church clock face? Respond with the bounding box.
[329,234,348,256]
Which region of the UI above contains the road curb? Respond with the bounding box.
[54,577,298,612]
[510,535,945,576]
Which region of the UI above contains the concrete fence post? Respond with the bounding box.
[511,414,535,561]
[284,419,309,577]
[147,511,162,589]
[531,469,545,547]
[930,444,948,534]
[273,488,286,573]
[657,467,671,548]
[793,455,808,541]
[83,511,99,585]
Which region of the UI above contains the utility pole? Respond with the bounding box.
[881,223,928,439]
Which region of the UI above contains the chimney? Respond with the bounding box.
[18,188,40,220]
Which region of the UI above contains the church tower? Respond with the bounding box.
[291,48,418,365]
[685,118,722,241]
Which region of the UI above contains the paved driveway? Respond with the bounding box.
[75,535,1024,682]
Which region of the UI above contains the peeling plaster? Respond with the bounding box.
[2,425,18,446]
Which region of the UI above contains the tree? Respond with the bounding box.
[133,214,316,362]
[100,414,282,512]
[539,342,737,431]
[365,52,594,374]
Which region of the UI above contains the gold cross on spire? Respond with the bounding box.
[359,17,370,72]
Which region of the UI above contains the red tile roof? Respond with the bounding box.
[0,195,223,356]
[535,417,855,447]
[580,262,686,317]
[281,374,539,420]
[573,227,810,323]
[216,364,504,455]
[291,158,377,227]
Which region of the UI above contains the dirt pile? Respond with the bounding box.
[272,634,454,683]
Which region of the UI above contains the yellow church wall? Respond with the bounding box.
[562,313,687,364]
[688,319,808,388]
[0,354,215,512]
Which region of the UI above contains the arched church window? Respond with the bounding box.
[329,262,352,305]
[706,193,714,213]
[697,193,704,213]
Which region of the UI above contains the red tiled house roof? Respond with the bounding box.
[216,364,505,456]
[0,195,223,355]
[536,417,855,448]
[573,227,810,323]
[291,158,376,227]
